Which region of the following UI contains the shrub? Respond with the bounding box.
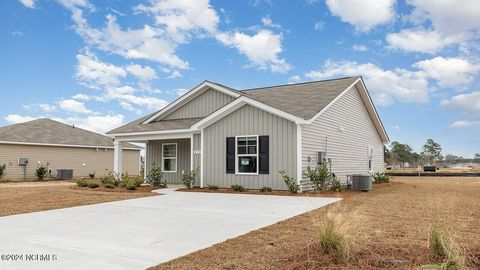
[182,168,199,189]
[0,164,6,180]
[104,183,115,189]
[35,165,48,181]
[125,181,137,190]
[372,172,391,183]
[87,182,99,188]
[305,163,330,191]
[101,173,119,187]
[76,180,89,187]
[207,184,218,190]
[330,176,345,192]
[260,186,272,192]
[146,165,166,187]
[231,184,244,192]
[318,217,352,263]
[120,176,143,189]
[279,170,299,194]
[88,172,95,179]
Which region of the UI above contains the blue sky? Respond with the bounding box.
[1,0,479,157]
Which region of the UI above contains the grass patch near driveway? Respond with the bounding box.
[151,177,480,270]
[0,181,157,217]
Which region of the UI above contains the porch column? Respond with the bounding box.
[113,140,123,178]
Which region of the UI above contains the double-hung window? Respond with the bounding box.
[236,136,258,174]
[162,143,177,172]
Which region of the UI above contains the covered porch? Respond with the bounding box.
[113,131,202,186]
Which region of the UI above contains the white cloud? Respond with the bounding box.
[75,52,127,89]
[305,60,429,105]
[216,30,292,73]
[314,21,325,31]
[72,93,91,100]
[19,0,36,8]
[166,70,182,79]
[351,44,368,52]
[386,29,456,54]
[4,114,36,124]
[175,88,189,96]
[393,125,400,131]
[56,114,125,134]
[261,17,282,29]
[441,91,480,115]
[413,57,479,88]
[23,103,56,112]
[288,75,302,84]
[326,0,395,32]
[448,120,477,129]
[125,64,157,81]
[58,99,92,114]
[11,31,24,37]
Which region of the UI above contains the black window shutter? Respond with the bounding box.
[259,135,269,174]
[226,137,235,174]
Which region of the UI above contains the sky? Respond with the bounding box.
[0,0,479,157]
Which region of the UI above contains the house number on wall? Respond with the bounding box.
[193,150,201,155]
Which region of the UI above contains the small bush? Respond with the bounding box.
[318,217,352,263]
[101,173,119,187]
[88,172,95,179]
[330,176,345,192]
[305,163,330,191]
[0,164,6,180]
[207,184,218,190]
[76,180,89,187]
[260,186,272,192]
[182,168,199,188]
[125,181,137,190]
[372,172,390,183]
[279,170,299,194]
[87,182,99,188]
[231,184,244,192]
[146,165,166,187]
[35,165,48,181]
[104,183,115,189]
[120,177,143,189]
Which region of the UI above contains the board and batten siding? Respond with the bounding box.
[203,104,297,190]
[301,85,385,187]
[0,144,140,180]
[145,139,190,184]
[162,88,235,120]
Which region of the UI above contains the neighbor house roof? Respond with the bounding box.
[0,118,141,149]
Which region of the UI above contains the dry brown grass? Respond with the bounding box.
[0,181,157,217]
[150,177,480,270]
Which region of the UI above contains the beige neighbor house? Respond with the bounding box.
[0,119,141,180]
[107,76,389,191]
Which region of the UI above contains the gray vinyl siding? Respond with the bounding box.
[163,88,234,120]
[301,85,385,187]
[145,139,191,184]
[203,104,297,190]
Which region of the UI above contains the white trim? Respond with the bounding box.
[235,135,259,175]
[143,81,241,124]
[113,132,194,143]
[143,142,148,180]
[296,124,302,190]
[0,140,141,150]
[190,133,194,171]
[200,129,204,188]
[192,96,306,130]
[162,143,178,173]
[109,128,194,138]
[113,141,123,177]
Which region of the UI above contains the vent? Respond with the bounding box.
[349,174,372,192]
[57,169,73,180]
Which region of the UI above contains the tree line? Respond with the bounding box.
[384,138,480,167]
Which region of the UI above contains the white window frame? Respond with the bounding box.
[368,145,374,172]
[162,143,177,173]
[235,135,259,175]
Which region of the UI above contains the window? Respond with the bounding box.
[368,145,373,172]
[162,143,177,172]
[236,136,258,174]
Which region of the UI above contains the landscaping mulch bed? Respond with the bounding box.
[151,177,480,270]
[0,180,158,217]
[71,179,158,193]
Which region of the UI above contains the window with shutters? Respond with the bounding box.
[236,135,258,174]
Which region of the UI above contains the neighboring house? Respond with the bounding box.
[107,76,389,191]
[0,119,141,180]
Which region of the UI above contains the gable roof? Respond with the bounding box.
[0,118,141,149]
[106,77,388,143]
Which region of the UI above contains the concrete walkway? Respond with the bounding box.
[0,188,340,270]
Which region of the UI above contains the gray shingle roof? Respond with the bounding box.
[0,118,141,149]
[242,77,359,119]
[106,77,359,135]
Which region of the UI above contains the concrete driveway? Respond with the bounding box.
[0,188,340,270]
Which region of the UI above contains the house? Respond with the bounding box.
[107,76,389,191]
[0,118,141,180]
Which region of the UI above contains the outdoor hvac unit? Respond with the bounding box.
[350,174,372,192]
[18,158,29,166]
[56,169,73,180]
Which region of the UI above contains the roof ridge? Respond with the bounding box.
[240,76,359,92]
